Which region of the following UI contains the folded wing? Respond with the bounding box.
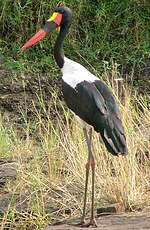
[62,79,128,156]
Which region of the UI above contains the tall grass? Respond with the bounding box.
[0,68,150,229]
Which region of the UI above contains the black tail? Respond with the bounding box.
[100,115,128,156]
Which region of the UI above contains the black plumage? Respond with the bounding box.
[62,79,127,156]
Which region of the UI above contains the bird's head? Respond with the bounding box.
[21,6,72,52]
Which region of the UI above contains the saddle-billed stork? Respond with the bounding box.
[21,6,128,227]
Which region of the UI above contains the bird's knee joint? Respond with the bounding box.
[85,159,96,169]
[91,159,96,168]
[85,160,90,169]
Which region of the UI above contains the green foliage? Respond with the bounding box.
[0,116,11,157]
[0,0,150,74]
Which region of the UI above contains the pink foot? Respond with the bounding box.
[76,217,97,228]
[85,218,97,228]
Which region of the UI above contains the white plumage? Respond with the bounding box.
[62,57,99,88]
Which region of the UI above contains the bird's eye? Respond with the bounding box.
[56,8,64,14]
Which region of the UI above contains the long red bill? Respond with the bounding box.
[21,29,46,52]
[21,12,62,52]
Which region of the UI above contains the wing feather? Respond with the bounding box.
[62,79,128,156]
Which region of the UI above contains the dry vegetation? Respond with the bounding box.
[0,67,150,230]
[1,1,150,229]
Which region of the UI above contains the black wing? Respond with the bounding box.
[62,79,128,156]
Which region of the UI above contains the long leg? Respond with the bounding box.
[90,158,97,227]
[80,127,92,224]
[81,158,90,224]
[81,127,97,227]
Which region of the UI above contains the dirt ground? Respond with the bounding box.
[41,208,150,230]
[0,63,64,138]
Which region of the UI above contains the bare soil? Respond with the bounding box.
[0,64,64,138]
[41,209,150,230]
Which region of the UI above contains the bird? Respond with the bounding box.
[21,6,128,227]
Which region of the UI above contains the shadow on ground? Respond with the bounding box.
[41,208,150,230]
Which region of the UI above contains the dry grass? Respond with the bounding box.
[0,70,150,229]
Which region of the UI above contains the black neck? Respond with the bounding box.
[54,25,70,68]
